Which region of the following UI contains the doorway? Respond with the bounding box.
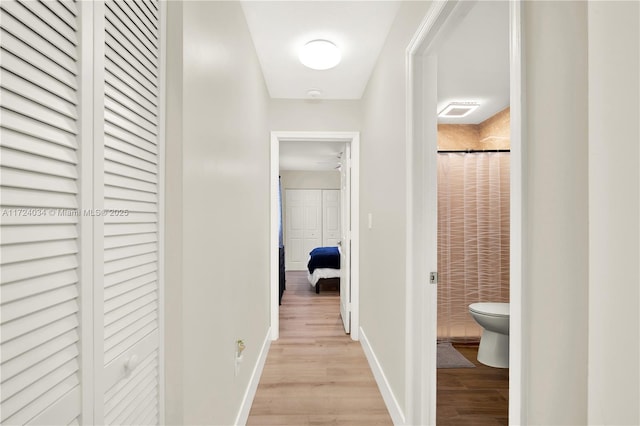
[406,1,523,424]
[270,131,360,341]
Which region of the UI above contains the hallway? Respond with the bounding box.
[247,272,392,425]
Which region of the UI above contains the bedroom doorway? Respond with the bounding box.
[270,131,360,340]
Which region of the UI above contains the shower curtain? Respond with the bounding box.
[437,152,510,342]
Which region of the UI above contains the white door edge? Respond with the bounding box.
[157,2,168,422]
[339,144,351,334]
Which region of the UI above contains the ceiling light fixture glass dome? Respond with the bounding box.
[299,39,341,70]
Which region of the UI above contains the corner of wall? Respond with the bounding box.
[359,327,406,425]
[234,328,272,426]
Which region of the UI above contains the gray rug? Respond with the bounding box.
[437,342,475,369]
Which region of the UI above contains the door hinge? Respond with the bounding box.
[429,272,438,285]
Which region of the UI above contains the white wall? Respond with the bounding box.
[165,2,271,424]
[164,1,183,422]
[359,1,432,416]
[587,2,639,424]
[280,170,340,190]
[523,2,590,424]
[270,99,361,131]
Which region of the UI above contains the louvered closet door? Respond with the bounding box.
[0,1,83,425]
[101,1,161,424]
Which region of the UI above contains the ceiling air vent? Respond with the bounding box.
[439,102,480,118]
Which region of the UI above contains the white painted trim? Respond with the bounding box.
[92,2,107,422]
[405,1,524,424]
[349,133,360,341]
[78,1,95,421]
[234,328,272,426]
[359,327,405,425]
[157,1,168,423]
[270,131,360,341]
[508,1,524,423]
[270,133,280,341]
[404,3,452,424]
[404,26,416,426]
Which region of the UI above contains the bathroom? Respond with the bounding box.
[433,1,510,424]
[436,108,510,351]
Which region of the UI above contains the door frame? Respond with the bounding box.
[270,131,360,341]
[405,1,523,424]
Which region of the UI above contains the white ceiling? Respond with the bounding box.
[241,1,400,100]
[436,1,510,124]
[279,140,344,171]
[245,1,509,169]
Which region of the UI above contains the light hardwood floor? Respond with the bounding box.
[247,271,393,426]
[437,344,509,425]
[247,271,508,425]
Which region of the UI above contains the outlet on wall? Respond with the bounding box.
[234,339,246,376]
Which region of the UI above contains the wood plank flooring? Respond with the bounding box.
[248,271,509,425]
[247,271,393,425]
[437,344,509,425]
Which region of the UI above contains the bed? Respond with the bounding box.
[307,246,341,294]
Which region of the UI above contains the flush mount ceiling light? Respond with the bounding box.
[438,102,480,118]
[299,39,341,70]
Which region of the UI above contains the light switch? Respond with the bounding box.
[368,213,373,229]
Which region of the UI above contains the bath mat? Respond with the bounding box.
[437,342,475,369]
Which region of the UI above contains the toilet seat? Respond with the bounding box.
[469,302,509,317]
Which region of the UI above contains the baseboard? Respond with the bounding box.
[234,327,272,426]
[359,327,406,425]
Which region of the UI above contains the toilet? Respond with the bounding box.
[468,302,510,368]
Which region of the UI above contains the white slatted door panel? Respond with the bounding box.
[101,1,160,424]
[0,1,83,425]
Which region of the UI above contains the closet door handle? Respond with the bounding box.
[124,354,140,376]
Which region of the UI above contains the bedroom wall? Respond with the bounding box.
[164,2,271,424]
[358,0,432,417]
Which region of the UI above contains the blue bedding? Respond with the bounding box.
[307,246,340,273]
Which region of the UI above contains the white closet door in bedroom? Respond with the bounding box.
[285,189,322,270]
[322,190,341,247]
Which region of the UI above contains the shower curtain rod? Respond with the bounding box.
[437,149,511,154]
